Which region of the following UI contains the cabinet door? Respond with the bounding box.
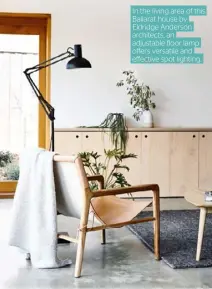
[199,132,212,190]
[55,132,82,154]
[118,132,142,198]
[81,132,110,155]
[81,132,111,178]
[125,132,142,186]
[141,132,170,197]
[170,132,198,196]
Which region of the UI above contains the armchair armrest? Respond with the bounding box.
[87,175,104,189]
[91,184,159,198]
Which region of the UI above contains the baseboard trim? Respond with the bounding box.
[0,192,14,199]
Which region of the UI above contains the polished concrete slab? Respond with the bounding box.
[0,198,212,289]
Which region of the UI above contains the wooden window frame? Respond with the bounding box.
[0,13,51,196]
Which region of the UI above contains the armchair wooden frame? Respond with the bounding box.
[55,156,160,278]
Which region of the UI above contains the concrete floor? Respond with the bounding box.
[0,198,212,289]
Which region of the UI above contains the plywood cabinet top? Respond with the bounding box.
[55,127,212,132]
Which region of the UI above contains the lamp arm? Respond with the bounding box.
[23,47,75,151]
[24,47,74,74]
[23,47,75,121]
[24,72,54,120]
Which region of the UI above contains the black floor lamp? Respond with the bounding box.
[24,45,91,243]
[24,44,91,151]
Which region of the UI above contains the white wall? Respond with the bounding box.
[0,0,211,128]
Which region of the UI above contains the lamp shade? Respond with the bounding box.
[66,57,91,69]
[66,44,92,69]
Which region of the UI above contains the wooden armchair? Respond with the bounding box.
[53,155,160,278]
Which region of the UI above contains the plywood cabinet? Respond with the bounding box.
[55,131,82,155]
[123,132,142,197]
[170,132,198,196]
[140,132,171,197]
[81,131,114,178]
[81,132,105,154]
[55,129,212,197]
[55,131,111,156]
[199,132,212,190]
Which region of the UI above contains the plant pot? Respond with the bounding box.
[142,110,153,128]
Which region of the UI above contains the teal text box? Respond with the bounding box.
[132,48,196,56]
[131,15,190,24]
[131,22,194,32]
[131,38,201,48]
[131,31,177,39]
[131,54,204,64]
[131,6,207,16]
[130,5,206,64]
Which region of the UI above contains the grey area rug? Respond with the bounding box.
[128,210,212,269]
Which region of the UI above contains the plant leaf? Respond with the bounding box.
[114,164,130,171]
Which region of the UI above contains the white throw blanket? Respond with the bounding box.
[8,148,72,269]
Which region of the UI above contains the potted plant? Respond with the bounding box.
[117,71,156,127]
[80,113,128,151]
[98,113,128,151]
[79,149,137,199]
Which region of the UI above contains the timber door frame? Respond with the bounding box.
[0,13,51,197]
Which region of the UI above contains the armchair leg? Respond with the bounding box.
[101,229,106,245]
[75,197,90,278]
[75,229,87,278]
[153,189,160,260]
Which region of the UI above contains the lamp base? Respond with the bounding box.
[57,232,70,244]
[57,210,70,243]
